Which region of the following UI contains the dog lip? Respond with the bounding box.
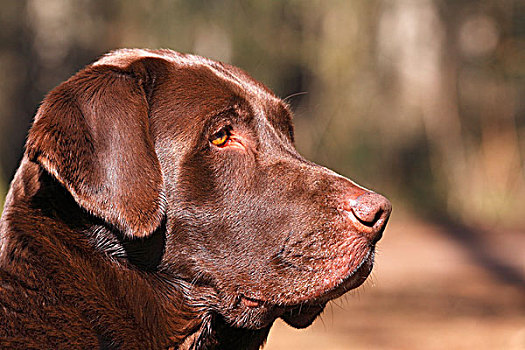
[279,252,374,327]
[240,249,374,309]
[301,248,375,304]
[316,249,374,302]
[240,295,264,308]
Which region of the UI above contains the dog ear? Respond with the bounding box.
[26,58,167,238]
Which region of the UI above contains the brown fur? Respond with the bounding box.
[0,49,391,349]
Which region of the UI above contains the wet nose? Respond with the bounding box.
[344,192,392,243]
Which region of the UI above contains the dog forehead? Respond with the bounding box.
[93,49,278,102]
[95,49,289,142]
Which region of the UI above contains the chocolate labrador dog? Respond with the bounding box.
[0,49,391,349]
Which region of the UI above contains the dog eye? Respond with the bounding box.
[210,128,230,147]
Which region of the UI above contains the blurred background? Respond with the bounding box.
[0,0,523,349]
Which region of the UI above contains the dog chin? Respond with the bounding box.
[219,250,375,330]
[221,301,325,330]
[281,303,326,328]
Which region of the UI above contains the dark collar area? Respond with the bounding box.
[87,218,167,272]
[33,169,167,272]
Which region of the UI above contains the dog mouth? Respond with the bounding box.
[236,249,375,328]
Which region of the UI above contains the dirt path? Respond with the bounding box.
[265,213,525,350]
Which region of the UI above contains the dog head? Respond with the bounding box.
[26,49,391,331]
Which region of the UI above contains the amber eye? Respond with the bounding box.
[210,128,230,147]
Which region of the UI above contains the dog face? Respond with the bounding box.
[26,49,391,331]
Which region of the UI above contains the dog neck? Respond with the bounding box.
[2,160,272,349]
[175,313,273,350]
[0,161,198,348]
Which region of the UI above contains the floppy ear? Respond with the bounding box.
[26,59,166,238]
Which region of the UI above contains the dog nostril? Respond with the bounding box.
[353,204,379,227]
[346,192,392,242]
[351,193,391,226]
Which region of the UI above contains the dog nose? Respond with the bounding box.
[344,192,392,243]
